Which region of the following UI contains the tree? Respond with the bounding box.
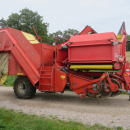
[7,13,20,30]
[0,18,7,28]
[126,35,130,51]
[47,29,79,45]
[63,29,79,39]
[0,8,48,43]
[47,33,55,45]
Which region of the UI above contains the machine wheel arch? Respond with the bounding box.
[13,76,36,99]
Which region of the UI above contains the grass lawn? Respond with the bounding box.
[3,75,16,87]
[0,107,123,130]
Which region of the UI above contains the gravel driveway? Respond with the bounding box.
[0,86,130,129]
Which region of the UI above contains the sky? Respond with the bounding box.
[0,0,130,34]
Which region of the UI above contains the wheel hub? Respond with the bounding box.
[17,81,26,94]
[92,83,99,92]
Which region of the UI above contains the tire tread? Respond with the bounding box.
[14,76,36,99]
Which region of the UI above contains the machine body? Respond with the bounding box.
[0,23,130,99]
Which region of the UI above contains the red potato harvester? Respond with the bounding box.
[0,22,130,99]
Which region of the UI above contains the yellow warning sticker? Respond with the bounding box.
[17,73,23,75]
[102,75,105,78]
[124,74,128,77]
[61,75,65,80]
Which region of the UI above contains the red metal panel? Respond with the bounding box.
[69,32,118,43]
[0,29,40,85]
[32,44,41,54]
[79,25,96,35]
[56,50,68,66]
[69,45,112,62]
[54,69,67,92]
[8,53,25,75]
[11,46,39,85]
[5,30,39,76]
[6,28,41,69]
[0,31,13,51]
[68,32,120,63]
[111,44,120,61]
[42,43,54,65]
[56,50,68,62]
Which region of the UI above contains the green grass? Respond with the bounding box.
[120,92,129,95]
[3,75,17,87]
[0,107,123,130]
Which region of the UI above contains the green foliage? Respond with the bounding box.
[51,30,63,44]
[120,91,129,95]
[0,8,48,43]
[126,35,130,51]
[7,13,20,29]
[3,75,16,87]
[47,29,79,45]
[0,107,122,130]
[47,33,55,45]
[117,126,123,130]
[0,18,7,28]
[63,29,79,39]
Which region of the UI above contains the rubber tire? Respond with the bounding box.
[14,76,36,99]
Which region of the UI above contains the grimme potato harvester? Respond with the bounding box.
[0,22,130,99]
